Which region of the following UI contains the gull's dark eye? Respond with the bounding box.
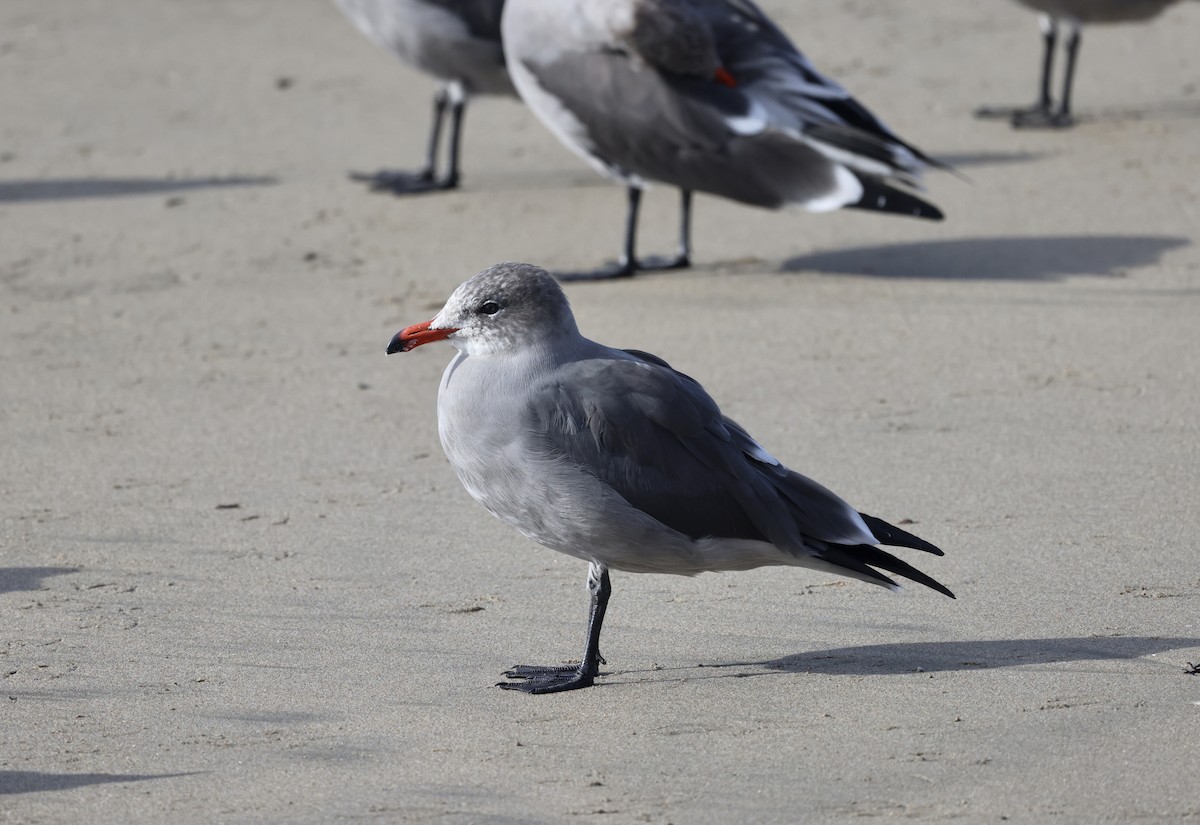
[478,300,501,316]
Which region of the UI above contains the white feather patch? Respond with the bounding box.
[724,99,769,136]
[799,164,863,212]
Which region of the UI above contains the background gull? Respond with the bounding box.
[388,263,954,693]
[500,0,944,278]
[977,0,1197,127]
[333,0,514,193]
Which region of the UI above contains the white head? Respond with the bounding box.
[387,263,579,358]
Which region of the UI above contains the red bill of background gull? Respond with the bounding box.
[977,0,1196,128]
[333,0,514,193]
[386,262,954,694]
[498,0,945,279]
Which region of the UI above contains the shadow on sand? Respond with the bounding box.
[932,150,1045,169]
[783,235,1189,281]
[974,98,1200,127]
[701,636,1200,677]
[0,770,199,795]
[0,566,81,595]
[1080,99,1200,125]
[0,176,276,203]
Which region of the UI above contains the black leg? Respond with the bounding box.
[1055,26,1081,126]
[441,96,466,189]
[1010,18,1082,129]
[349,86,465,194]
[556,187,694,281]
[677,188,693,266]
[619,186,641,272]
[636,189,692,270]
[1037,18,1058,113]
[499,563,611,694]
[976,15,1061,124]
[422,89,448,179]
[555,187,643,280]
[1013,20,1079,128]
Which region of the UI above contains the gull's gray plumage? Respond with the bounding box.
[388,262,953,693]
[499,0,943,277]
[333,0,516,192]
[980,0,1196,127]
[1013,0,1191,23]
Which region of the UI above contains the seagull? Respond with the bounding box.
[387,262,954,693]
[498,0,944,279]
[978,0,1195,128]
[332,0,515,193]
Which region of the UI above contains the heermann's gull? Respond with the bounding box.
[498,0,944,279]
[978,0,1195,128]
[333,0,515,193]
[387,263,954,693]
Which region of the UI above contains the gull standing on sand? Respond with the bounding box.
[978,0,1197,128]
[333,0,514,193]
[387,263,954,693]
[499,0,944,278]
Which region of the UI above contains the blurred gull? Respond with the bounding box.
[499,0,944,278]
[387,262,954,693]
[978,0,1197,127]
[333,0,515,192]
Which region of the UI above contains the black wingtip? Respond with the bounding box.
[834,515,955,597]
[848,179,943,221]
[826,544,956,599]
[859,513,944,556]
[925,155,971,185]
[818,544,955,599]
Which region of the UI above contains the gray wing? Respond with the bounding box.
[522,351,876,551]
[527,50,853,209]
[422,0,505,42]
[702,0,940,177]
[708,4,902,134]
[525,11,939,214]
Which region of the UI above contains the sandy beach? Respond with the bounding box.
[3,0,1199,821]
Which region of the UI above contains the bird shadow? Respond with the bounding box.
[466,167,615,193]
[697,636,1200,678]
[973,99,1200,128]
[1082,99,1200,125]
[0,770,200,796]
[0,566,81,595]
[0,176,276,203]
[932,150,1045,168]
[782,235,1189,281]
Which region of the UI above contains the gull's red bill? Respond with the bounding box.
[387,320,458,354]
